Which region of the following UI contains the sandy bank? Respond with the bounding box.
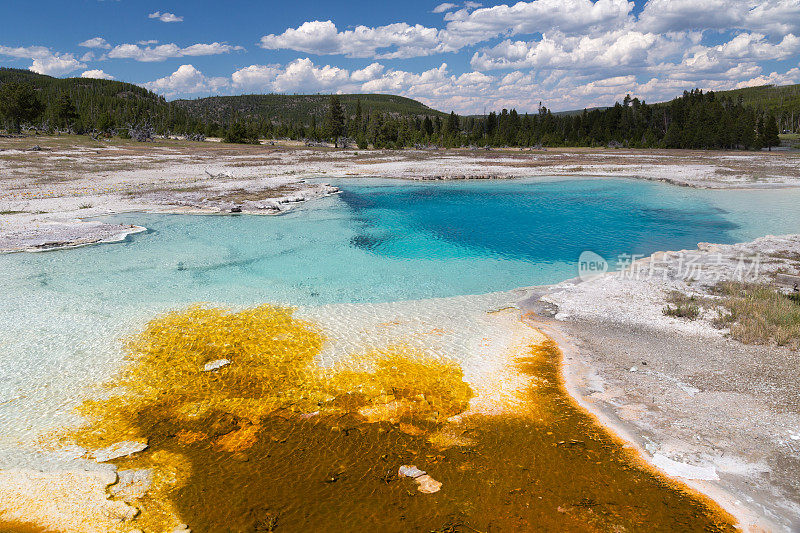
[522,234,800,531]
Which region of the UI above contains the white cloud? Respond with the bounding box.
[440,0,633,50]
[148,11,183,23]
[135,0,800,112]
[30,55,85,76]
[79,37,111,49]
[0,45,85,76]
[231,64,282,90]
[259,20,445,59]
[272,58,351,92]
[432,3,457,13]
[638,0,800,35]
[81,69,115,80]
[351,62,385,82]
[143,64,228,97]
[470,30,667,71]
[107,42,243,62]
[734,67,800,88]
[259,0,634,60]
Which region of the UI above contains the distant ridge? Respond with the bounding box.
[173,94,447,126]
[546,84,800,125]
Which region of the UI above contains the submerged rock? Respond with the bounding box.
[110,469,154,500]
[398,465,426,478]
[415,475,443,494]
[203,358,231,371]
[92,441,149,462]
[398,464,442,494]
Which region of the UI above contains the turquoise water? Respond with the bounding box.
[1,176,800,448]
[3,177,800,307]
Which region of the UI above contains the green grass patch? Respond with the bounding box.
[663,291,701,320]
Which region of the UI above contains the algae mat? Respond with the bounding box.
[11,304,735,532]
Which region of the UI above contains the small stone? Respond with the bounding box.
[415,474,442,494]
[398,465,426,478]
[203,358,231,372]
[629,366,638,372]
[172,524,191,533]
[92,441,149,462]
[230,206,242,213]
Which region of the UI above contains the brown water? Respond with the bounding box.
[59,306,736,532]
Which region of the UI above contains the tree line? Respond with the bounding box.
[0,69,782,151]
[198,90,781,150]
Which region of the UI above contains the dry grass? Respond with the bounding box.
[713,282,800,349]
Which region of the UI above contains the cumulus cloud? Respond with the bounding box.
[432,2,457,13]
[442,0,633,49]
[734,67,800,88]
[79,37,111,49]
[638,0,800,35]
[81,69,115,80]
[143,64,228,97]
[0,45,85,76]
[471,30,663,71]
[108,42,244,62]
[259,0,634,59]
[259,20,445,59]
[148,11,183,23]
[134,0,800,112]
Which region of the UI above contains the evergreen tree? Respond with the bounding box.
[223,121,258,144]
[0,82,45,133]
[51,93,79,132]
[324,95,345,145]
[761,113,780,151]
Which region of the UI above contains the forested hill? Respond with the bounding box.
[712,83,800,131]
[0,66,791,149]
[173,94,446,126]
[0,67,194,133]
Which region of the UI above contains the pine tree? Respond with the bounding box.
[324,95,345,146]
[51,93,79,132]
[0,82,45,133]
[762,113,780,151]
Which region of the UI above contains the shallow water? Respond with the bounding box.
[2,177,800,443]
[5,177,800,308]
[2,176,795,530]
[71,306,735,532]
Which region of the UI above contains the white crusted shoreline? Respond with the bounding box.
[2,137,799,252]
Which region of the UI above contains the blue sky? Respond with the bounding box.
[2,0,799,113]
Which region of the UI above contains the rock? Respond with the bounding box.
[398,464,442,493]
[415,474,442,494]
[110,469,153,500]
[172,524,191,533]
[203,358,231,371]
[398,465,426,479]
[230,206,242,213]
[92,441,149,462]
